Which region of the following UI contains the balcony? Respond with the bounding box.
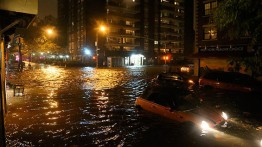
[107,12,140,21]
[161,23,182,29]
[106,4,140,14]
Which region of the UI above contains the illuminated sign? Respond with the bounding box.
[199,46,245,52]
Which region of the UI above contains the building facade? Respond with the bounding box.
[105,0,141,66]
[144,0,185,65]
[193,0,252,76]
[58,0,185,67]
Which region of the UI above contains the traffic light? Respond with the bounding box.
[163,55,169,61]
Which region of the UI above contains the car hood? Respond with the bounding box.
[190,106,224,127]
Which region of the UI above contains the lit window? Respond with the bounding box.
[126,21,134,26]
[204,1,217,15]
[204,27,217,40]
[126,30,134,35]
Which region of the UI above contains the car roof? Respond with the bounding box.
[157,72,184,80]
[142,85,190,98]
[201,71,259,84]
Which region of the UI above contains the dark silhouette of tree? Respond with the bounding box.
[213,0,262,77]
[13,15,64,67]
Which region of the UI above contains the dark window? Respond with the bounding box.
[203,72,218,80]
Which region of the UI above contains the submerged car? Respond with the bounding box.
[151,72,195,89]
[135,86,228,130]
[199,71,262,93]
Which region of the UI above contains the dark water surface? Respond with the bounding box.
[5,65,262,147]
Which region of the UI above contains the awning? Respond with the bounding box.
[189,51,254,59]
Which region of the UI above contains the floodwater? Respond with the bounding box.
[4,65,262,147]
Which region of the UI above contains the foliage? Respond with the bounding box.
[17,15,64,56]
[213,0,262,77]
[213,0,262,43]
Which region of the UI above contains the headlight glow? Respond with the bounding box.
[222,112,228,120]
[188,79,194,84]
[201,121,210,130]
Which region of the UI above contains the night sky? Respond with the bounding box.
[38,0,57,18]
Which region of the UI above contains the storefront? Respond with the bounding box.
[192,45,254,76]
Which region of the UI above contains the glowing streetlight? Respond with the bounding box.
[100,26,106,32]
[95,25,107,68]
[46,29,53,35]
[44,27,56,38]
[84,48,91,56]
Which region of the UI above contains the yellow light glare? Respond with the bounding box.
[180,67,190,72]
[46,29,53,35]
[99,25,107,32]
[201,121,210,130]
[45,67,58,74]
[49,101,58,108]
[188,79,194,84]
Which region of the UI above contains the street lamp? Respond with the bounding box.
[95,25,107,68]
[46,28,53,35]
[83,47,91,63]
[44,27,56,39]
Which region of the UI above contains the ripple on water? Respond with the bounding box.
[6,66,170,146]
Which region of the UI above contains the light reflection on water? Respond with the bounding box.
[6,66,259,146]
[81,68,129,90]
[5,66,160,146]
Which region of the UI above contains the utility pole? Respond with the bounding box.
[0,34,7,147]
[0,19,21,147]
[95,32,99,68]
[17,37,23,72]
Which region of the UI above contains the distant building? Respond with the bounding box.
[142,0,185,66]
[193,0,253,76]
[57,0,69,50]
[57,0,185,67]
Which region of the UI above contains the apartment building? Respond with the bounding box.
[58,0,185,67]
[193,0,252,76]
[105,0,141,66]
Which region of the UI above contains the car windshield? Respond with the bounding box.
[157,72,183,81]
[142,86,199,111]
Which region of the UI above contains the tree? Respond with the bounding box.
[213,0,262,77]
[18,15,63,62]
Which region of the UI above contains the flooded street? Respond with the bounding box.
[5,65,262,147]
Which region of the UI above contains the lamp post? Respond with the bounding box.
[46,28,53,35]
[95,25,106,68]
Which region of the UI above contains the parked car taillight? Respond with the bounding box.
[198,78,202,84]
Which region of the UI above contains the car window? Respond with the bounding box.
[203,72,218,80]
[218,72,232,83]
[233,73,255,85]
[157,73,184,81]
[176,94,198,111]
[147,92,176,108]
[143,84,200,110]
[216,72,255,84]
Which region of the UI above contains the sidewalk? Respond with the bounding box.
[5,84,25,107]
